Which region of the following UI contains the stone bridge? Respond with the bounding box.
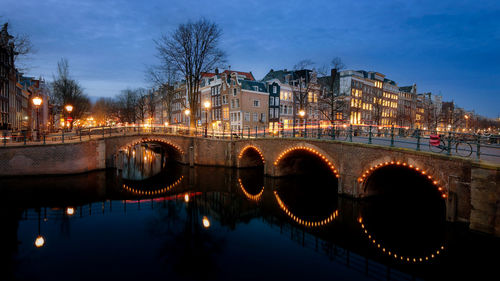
[0,134,498,236]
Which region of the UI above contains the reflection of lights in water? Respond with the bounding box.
[357,217,445,263]
[202,216,210,228]
[357,161,448,199]
[184,193,190,203]
[238,145,265,163]
[238,178,264,201]
[35,235,45,248]
[66,207,75,216]
[122,176,184,196]
[273,146,339,178]
[274,191,338,227]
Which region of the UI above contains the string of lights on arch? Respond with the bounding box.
[238,178,264,201]
[358,217,445,263]
[122,176,184,196]
[274,191,338,227]
[357,160,447,199]
[238,145,265,163]
[273,146,340,178]
[120,138,184,155]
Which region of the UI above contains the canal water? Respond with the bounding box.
[0,144,498,281]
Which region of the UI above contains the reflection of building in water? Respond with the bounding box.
[121,144,165,180]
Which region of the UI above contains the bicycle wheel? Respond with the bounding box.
[429,140,445,153]
[455,142,472,157]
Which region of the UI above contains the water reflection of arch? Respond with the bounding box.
[238,145,265,168]
[357,217,446,263]
[238,178,264,201]
[122,176,184,196]
[273,191,338,228]
[357,160,447,199]
[273,144,339,178]
[119,137,184,162]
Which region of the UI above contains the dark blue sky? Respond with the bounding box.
[3,0,499,117]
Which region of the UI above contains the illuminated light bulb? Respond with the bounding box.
[403,163,407,166]
[377,244,380,248]
[436,251,440,255]
[409,165,413,168]
[66,207,75,216]
[428,175,432,179]
[388,251,391,255]
[416,168,420,171]
[441,246,444,250]
[202,216,211,228]
[368,235,371,239]
[407,258,410,262]
[438,187,443,191]
[419,258,422,262]
[442,194,447,199]
[396,161,400,165]
[394,254,397,258]
[433,181,438,184]
[422,171,426,174]
[413,258,416,262]
[35,235,45,248]
[390,161,394,164]
[431,254,435,258]
[382,248,386,252]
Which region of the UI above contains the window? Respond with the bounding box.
[236,99,239,108]
[274,108,279,118]
[260,113,266,122]
[222,95,227,104]
[233,88,237,96]
[231,100,234,109]
[269,108,274,118]
[253,113,258,121]
[275,97,279,106]
[253,86,259,91]
[273,85,277,93]
[244,112,250,121]
[253,100,260,107]
[270,98,274,106]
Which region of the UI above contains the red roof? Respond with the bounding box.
[222,70,255,81]
[201,72,216,78]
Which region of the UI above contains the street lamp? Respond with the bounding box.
[32,96,43,141]
[65,104,73,131]
[464,114,469,130]
[204,101,211,137]
[298,109,306,137]
[202,216,211,228]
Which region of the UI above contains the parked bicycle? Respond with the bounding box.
[429,134,473,157]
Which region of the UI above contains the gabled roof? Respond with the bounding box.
[223,70,254,81]
[240,80,268,93]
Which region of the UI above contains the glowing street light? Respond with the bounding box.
[34,235,45,248]
[202,216,211,228]
[32,96,43,141]
[66,207,75,216]
[65,104,73,113]
[204,101,211,137]
[298,110,305,117]
[184,193,190,203]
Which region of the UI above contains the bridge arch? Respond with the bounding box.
[237,145,265,168]
[118,137,184,163]
[273,144,339,178]
[357,160,447,199]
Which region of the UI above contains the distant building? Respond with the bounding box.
[0,23,16,130]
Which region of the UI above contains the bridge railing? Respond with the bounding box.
[2,123,499,163]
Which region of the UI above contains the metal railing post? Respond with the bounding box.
[3,131,6,146]
[247,127,250,138]
[230,126,233,140]
[349,125,353,142]
[102,126,105,139]
[368,125,372,144]
[331,125,336,140]
[43,134,46,145]
[79,129,82,141]
[304,120,307,138]
[255,127,257,138]
[62,130,65,143]
[23,131,26,145]
[109,127,112,136]
[263,126,266,138]
[390,125,395,147]
[447,132,452,156]
[292,119,296,138]
[476,134,481,160]
[416,129,421,151]
[317,122,320,139]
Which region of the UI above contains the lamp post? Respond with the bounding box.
[299,109,306,137]
[464,114,469,131]
[32,96,43,141]
[65,104,73,131]
[204,101,211,137]
[184,109,190,133]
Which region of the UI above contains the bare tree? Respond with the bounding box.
[317,57,346,125]
[115,89,138,124]
[91,97,117,125]
[1,22,35,71]
[135,88,148,123]
[290,59,316,129]
[154,19,226,130]
[145,63,179,123]
[51,59,90,122]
